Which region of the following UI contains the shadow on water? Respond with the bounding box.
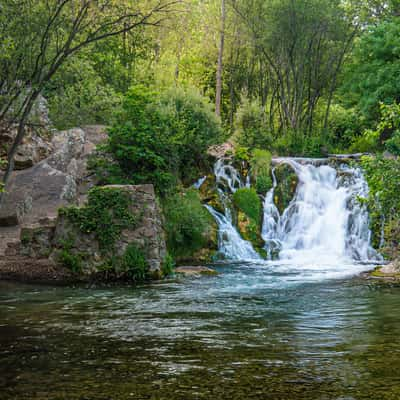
[1,264,400,399]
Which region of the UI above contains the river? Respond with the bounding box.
[1,262,400,399]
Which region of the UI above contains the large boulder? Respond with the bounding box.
[51,184,167,277]
[0,126,106,226]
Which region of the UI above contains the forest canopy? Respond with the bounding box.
[1,0,400,192]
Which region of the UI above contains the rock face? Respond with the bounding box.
[273,163,298,214]
[51,185,167,276]
[0,127,99,226]
[0,95,53,170]
[0,122,167,281]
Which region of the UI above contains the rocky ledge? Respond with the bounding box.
[365,260,400,282]
[175,266,218,277]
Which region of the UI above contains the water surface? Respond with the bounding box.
[1,262,400,399]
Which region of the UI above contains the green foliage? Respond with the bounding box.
[234,188,264,254]
[163,189,215,257]
[57,237,84,273]
[250,149,272,194]
[116,244,149,282]
[161,253,176,277]
[45,57,121,130]
[350,102,400,153]
[361,156,400,218]
[59,249,83,274]
[233,188,261,224]
[327,104,365,151]
[233,97,273,149]
[102,85,223,195]
[59,187,137,254]
[361,155,400,256]
[234,146,250,162]
[342,19,400,121]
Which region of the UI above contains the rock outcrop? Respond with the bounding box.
[0,123,167,282]
[51,184,167,276]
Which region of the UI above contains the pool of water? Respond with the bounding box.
[1,262,400,399]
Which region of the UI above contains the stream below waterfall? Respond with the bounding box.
[2,270,400,400]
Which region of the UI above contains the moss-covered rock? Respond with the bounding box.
[250,149,273,195]
[52,184,167,281]
[232,188,265,255]
[198,174,224,213]
[368,261,400,281]
[273,164,298,214]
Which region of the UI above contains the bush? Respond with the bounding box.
[161,253,176,277]
[327,104,364,150]
[101,85,223,195]
[250,149,272,194]
[350,102,400,154]
[361,155,400,256]
[233,96,273,149]
[59,249,83,273]
[233,188,262,224]
[163,189,215,257]
[117,244,149,281]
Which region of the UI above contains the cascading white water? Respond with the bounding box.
[205,205,260,260]
[205,158,261,260]
[201,157,380,265]
[262,160,380,264]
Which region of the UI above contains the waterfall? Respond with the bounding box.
[203,157,379,264]
[205,205,261,261]
[205,158,261,260]
[262,160,380,263]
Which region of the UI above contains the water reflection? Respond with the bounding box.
[1,266,400,399]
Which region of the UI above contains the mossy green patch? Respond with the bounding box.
[273,164,298,214]
[233,188,265,256]
[59,186,137,254]
[163,189,218,260]
[233,188,262,223]
[250,149,272,195]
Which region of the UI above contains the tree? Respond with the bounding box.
[215,0,225,117]
[0,0,174,205]
[341,19,400,122]
[231,0,356,137]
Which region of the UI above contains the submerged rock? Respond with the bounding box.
[175,266,218,277]
[368,260,400,281]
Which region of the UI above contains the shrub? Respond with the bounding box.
[101,85,223,195]
[163,189,215,257]
[117,244,149,282]
[161,253,176,277]
[233,96,273,149]
[59,249,83,273]
[361,156,400,256]
[233,188,262,224]
[250,149,272,194]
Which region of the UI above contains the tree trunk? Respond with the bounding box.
[215,0,225,118]
[0,91,40,207]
